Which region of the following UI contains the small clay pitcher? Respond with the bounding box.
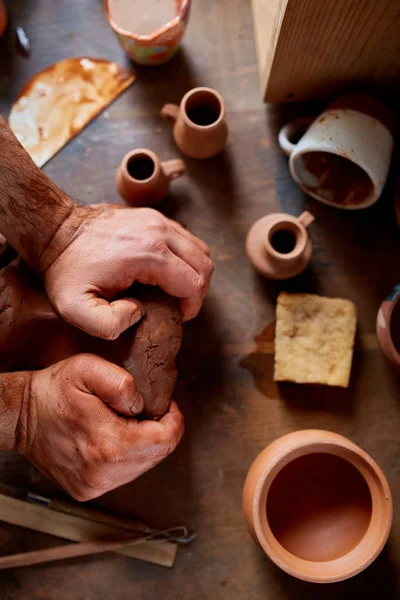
[377,284,400,373]
[246,211,314,279]
[243,430,393,584]
[161,87,228,159]
[117,148,186,206]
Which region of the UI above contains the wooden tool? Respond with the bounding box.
[0,491,179,568]
[0,534,151,570]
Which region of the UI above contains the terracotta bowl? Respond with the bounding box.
[243,430,392,583]
[104,0,191,65]
[377,284,400,373]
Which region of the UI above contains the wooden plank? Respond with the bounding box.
[0,494,177,568]
[252,0,400,102]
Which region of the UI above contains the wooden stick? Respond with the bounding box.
[0,534,151,570]
[0,494,177,567]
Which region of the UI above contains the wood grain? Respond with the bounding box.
[0,0,399,598]
[253,0,400,102]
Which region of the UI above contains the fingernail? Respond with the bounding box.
[130,306,144,326]
[129,392,144,416]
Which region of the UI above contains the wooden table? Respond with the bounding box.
[0,1,399,598]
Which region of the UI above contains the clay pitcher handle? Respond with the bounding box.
[278,117,314,157]
[161,104,180,123]
[162,159,186,181]
[298,210,315,229]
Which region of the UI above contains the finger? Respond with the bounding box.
[166,218,210,256]
[71,353,144,417]
[137,250,207,322]
[167,232,214,281]
[63,295,144,340]
[133,400,184,450]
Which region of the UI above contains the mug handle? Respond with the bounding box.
[278,117,314,157]
[162,159,186,181]
[298,211,315,229]
[161,104,180,123]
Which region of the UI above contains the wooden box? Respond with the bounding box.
[252,0,400,103]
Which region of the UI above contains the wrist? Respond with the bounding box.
[0,116,75,270]
[39,203,107,273]
[0,371,32,452]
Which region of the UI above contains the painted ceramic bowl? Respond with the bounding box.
[243,430,392,583]
[104,0,191,66]
[377,284,400,373]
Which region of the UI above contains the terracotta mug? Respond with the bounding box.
[117,149,186,206]
[161,87,228,159]
[377,284,400,373]
[278,94,394,210]
[246,211,314,279]
[243,430,393,584]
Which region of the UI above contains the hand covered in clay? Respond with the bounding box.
[16,354,184,500]
[40,204,213,339]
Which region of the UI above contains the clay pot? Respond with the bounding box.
[246,211,314,279]
[0,0,7,38]
[376,284,400,373]
[161,87,228,159]
[117,149,186,207]
[243,430,392,584]
[104,0,191,66]
[278,94,394,210]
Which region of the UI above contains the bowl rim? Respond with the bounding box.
[250,431,393,583]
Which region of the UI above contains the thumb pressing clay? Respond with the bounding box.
[0,257,182,420]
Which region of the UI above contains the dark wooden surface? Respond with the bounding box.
[0,1,399,598]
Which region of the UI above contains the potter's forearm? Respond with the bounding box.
[0,371,31,451]
[0,116,74,270]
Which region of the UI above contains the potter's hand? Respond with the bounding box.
[40,204,213,339]
[14,354,184,500]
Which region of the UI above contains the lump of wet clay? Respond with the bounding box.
[0,258,182,419]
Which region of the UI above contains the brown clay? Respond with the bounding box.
[243,430,393,583]
[0,258,182,420]
[116,148,186,206]
[161,87,228,159]
[376,284,400,374]
[245,211,314,279]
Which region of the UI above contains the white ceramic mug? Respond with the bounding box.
[279,94,394,210]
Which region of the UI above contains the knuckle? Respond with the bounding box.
[203,257,214,278]
[194,275,208,296]
[117,372,135,397]
[146,238,169,257]
[97,438,122,465]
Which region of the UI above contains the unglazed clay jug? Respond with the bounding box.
[161,87,228,159]
[246,211,314,279]
[117,148,186,206]
[377,284,400,373]
[243,430,392,584]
